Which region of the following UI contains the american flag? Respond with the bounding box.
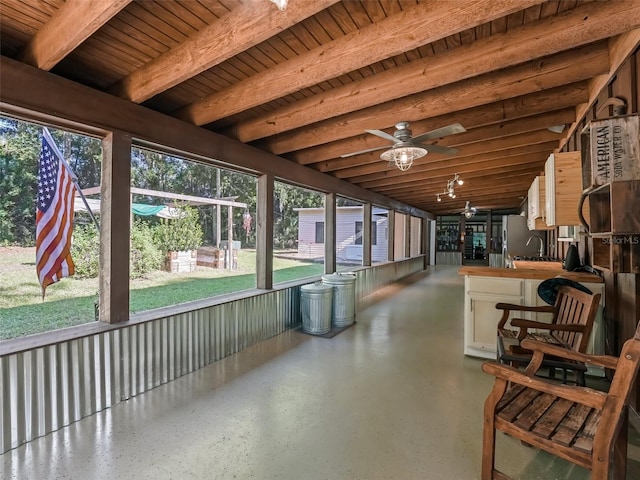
[36,128,77,297]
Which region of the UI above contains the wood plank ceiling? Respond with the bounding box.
[1,0,639,215]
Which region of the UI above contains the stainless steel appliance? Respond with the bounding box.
[502,215,541,262]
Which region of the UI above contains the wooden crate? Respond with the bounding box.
[196,246,222,268]
[588,180,640,234]
[166,250,197,272]
[589,235,640,273]
[586,115,640,187]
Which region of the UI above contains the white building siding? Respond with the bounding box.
[296,207,388,263]
[372,214,388,263]
[297,209,325,258]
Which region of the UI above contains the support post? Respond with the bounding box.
[387,210,395,262]
[363,203,372,266]
[256,174,273,289]
[227,205,233,269]
[99,130,131,323]
[405,214,411,258]
[422,217,429,268]
[325,192,336,273]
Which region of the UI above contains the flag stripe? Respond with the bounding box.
[37,175,75,284]
[36,128,77,297]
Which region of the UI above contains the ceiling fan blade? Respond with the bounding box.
[365,129,399,143]
[421,143,459,155]
[340,145,389,158]
[411,123,466,143]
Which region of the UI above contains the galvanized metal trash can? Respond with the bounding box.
[300,282,332,335]
[322,273,356,327]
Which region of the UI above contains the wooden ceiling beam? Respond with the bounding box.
[367,174,542,204]
[228,0,640,143]
[290,85,587,166]
[0,56,428,219]
[423,196,526,214]
[175,0,546,125]
[333,130,559,179]
[315,110,573,173]
[18,0,132,70]
[367,164,545,194]
[109,0,338,103]
[264,43,609,155]
[347,145,553,186]
[337,144,553,187]
[400,181,531,200]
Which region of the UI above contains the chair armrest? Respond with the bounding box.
[482,361,607,409]
[510,318,587,333]
[520,339,620,370]
[495,303,555,313]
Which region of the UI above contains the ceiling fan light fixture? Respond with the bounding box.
[547,124,566,134]
[380,145,427,171]
[464,210,474,218]
[269,0,288,11]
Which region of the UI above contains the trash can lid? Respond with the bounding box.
[322,273,356,284]
[301,282,332,292]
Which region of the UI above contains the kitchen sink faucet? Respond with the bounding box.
[526,234,545,257]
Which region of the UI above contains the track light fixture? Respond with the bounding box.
[436,173,463,202]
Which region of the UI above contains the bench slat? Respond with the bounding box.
[498,388,540,423]
[551,403,593,447]
[496,385,525,412]
[572,409,601,453]
[514,392,556,431]
[532,398,574,439]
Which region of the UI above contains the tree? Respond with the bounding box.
[273,182,324,249]
[0,119,40,245]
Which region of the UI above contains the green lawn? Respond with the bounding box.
[0,247,324,340]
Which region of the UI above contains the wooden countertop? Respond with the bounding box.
[458,264,603,283]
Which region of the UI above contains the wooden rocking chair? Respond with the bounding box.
[482,321,640,479]
[496,285,601,385]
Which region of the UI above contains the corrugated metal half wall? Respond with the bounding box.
[1,257,425,453]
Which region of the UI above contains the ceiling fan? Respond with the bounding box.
[461,201,478,218]
[341,121,466,171]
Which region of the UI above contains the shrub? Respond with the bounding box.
[71,221,163,279]
[153,206,203,253]
[71,225,100,278]
[130,220,163,278]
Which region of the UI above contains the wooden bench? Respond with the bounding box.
[496,286,601,385]
[482,321,640,479]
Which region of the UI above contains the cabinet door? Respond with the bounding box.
[465,292,523,359]
[545,155,556,226]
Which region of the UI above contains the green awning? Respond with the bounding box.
[132,203,164,216]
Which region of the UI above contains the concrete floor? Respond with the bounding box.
[2,266,639,479]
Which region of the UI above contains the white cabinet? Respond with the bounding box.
[528,176,543,219]
[464,276,524,359]
[527,176,553,230]
[464,275,605,369]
